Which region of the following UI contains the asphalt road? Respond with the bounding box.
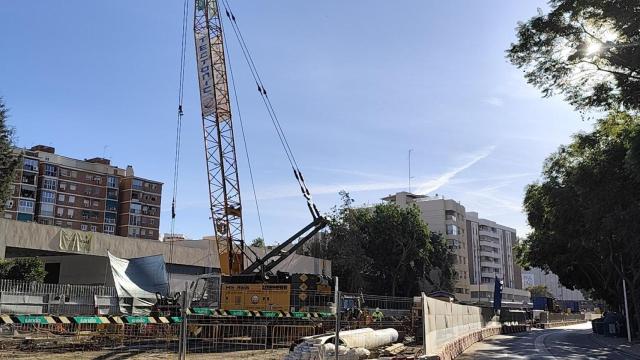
[456,322,640,360]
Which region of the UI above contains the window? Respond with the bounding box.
[85,174,92,181]
[23,158,38,171]
[68,195,75,204]
[41,190,55,203]
[44,164,57,176]
[55,220,62,226]
[129,215,141,226]
[20,186,36,199]
[22,173,36,185]
[67,209,74,218]
[128,227,140,237]
[65,221,73,227]
[81,224,88,231]
[56,207,64,217]
[151,183,157,191]
[150,218,155,225]
[141,228,146,236]
[59,182,67,190]
[130,203,141,214]
[148,230,154,238]
[90,225,97,232]
[132,179,144,190]
[104,225,115,234]
[70,170,77,178]
[60,168,69,177]
[107,176,117,188]
[69,184,77,191]
[83,199,90,207]
[18,199,34,213]
[92,200,99,207]
[93,176,101,184]
[39,203,54,217]
[107,189,118,200]
[58,194,65,202]
[42,179,57,190]
[446,224,459,235]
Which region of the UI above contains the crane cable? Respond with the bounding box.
[221,0,320,219]
[223,28,266,245]
[169,0,190,287]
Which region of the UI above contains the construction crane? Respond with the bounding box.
[192,0,327,279]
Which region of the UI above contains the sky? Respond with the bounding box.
[1,1,593,243]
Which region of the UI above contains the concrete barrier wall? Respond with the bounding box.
[422,294,498,357]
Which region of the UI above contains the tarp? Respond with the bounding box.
[108,251,169,315]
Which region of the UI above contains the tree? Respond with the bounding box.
[0,98,19,207]
[519,111,640,334]
[0,258,47,283]
[507,0,640,111]
[250,237,265,248]
[527,285,552,298]
[324,191,456,297]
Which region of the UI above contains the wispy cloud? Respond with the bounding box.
[483,97,504,107]
[414,145,496,194]
[258,146,496,200]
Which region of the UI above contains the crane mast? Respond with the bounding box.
[193,0,243,275]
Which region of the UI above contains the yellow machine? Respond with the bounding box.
[221,284,291,311]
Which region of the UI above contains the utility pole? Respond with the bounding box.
[408,149,413,193]
[334,276,340,360]
[621,258,632,343]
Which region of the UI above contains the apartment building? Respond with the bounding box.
[382,191,529,305]
[382,192,472,301]
[466,212,529,305]
[2,145,162,240]
[118,166,162,239]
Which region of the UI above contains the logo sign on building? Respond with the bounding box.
[195,31,216,117]
[59,230,92,253]
[522,273,535,289]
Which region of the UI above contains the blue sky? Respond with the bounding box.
[1,1,592,243]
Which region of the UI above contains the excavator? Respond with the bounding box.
[161,0,330,314]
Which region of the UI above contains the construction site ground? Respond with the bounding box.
[0,348,289,359]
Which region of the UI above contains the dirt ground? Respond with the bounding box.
[0,348,289,360]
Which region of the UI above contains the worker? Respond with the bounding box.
[372,307,384,322]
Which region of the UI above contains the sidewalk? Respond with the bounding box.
[590,332,640,357]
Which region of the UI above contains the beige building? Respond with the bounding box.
[466,212,529,305]
[382,192,472,301]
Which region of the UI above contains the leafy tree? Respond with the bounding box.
[519,111,640,334]
[324,191,456,297]
[250,237,265,248]
[0,258,47,283]
[507,0,640,111]
[527,285,553,298]
[0,98,19,207]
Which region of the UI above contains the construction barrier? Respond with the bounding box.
[272,325,318,348]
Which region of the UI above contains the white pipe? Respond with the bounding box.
[322,328,398,349]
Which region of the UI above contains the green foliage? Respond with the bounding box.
[526,285,552,298]
[520,111,640,333]
[507,0,640,111]
[0,98,19,207]
[250,237,265,248]
[0,258,47,283]
[324,191,456,297]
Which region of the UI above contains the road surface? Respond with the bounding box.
[457,322,640,359]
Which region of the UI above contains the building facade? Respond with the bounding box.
[521,267,585,301]
[2,146,162,240]
[382,191,529,305]
[466,212,528,305]
[382,192,472,301]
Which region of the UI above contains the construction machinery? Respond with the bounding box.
[166,0,330,312]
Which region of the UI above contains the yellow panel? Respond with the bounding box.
[222,284,291,311]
